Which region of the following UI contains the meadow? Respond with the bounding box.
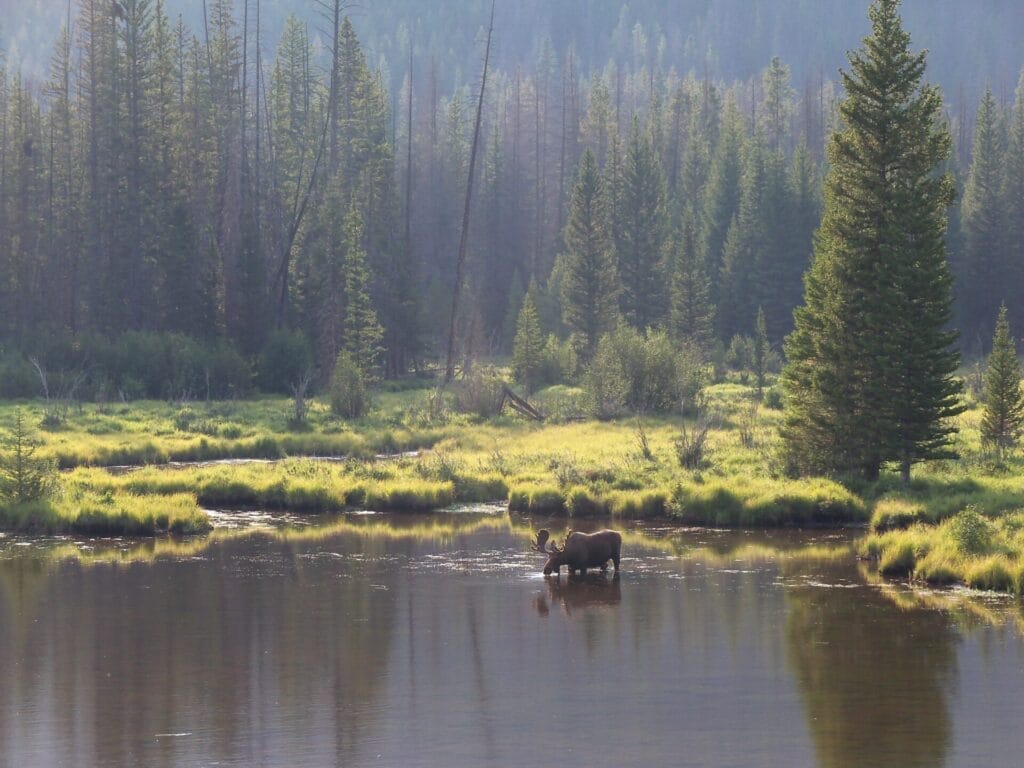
[4,375,1024,594]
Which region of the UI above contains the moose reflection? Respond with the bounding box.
[534,572,622,616]
[532,529,622,576]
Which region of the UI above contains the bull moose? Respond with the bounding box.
[532,529,622,576]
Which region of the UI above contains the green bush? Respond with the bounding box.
[0,351,39,398]
[538,335,578,388]
[330,351,370,419]
[585,327,707,417]
[453,368,505,418]
[944,506,994,555]
[256,329,313,394]
[584,333,629,419]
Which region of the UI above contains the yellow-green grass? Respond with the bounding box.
[859,508,1024,594]
[0,395,449,468]
[0,489,209,536]
[5,376,1024,534]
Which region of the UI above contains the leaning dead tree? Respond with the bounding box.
[444,0,496,383]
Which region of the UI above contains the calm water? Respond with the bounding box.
[1,511,1024,768]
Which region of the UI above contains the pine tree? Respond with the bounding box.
[0,410,58,505]
[616,117,668,330]
[760,57,793,153]
[959,87,1006,340]
[700,98,744,309]
[341,204,385,381]
[717,137,766,340]
[668,213,713,349]
[981,305,1024,459]
[561,148,619,361]
[512,291,545,394]
[782,0,962,482]
[1004,71,1024,333]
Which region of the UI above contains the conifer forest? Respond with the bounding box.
[5,3,1024,766]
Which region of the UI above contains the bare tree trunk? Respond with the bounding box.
[444,0,495,383]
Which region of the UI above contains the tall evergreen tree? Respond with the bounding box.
[668,213,713,349]
[615,117,668,329]
[717,137,766,339]
[782,0,962,482]
[959,87,1006,341]
[980,304,1024,459]
[341,203,385,381]
[1003,71,1024,333]
[561,148,619,360]
[512,291,545,394]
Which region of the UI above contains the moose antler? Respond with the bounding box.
[533,529,551,553]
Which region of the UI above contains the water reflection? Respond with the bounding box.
[0,515,1021,766]
[534,572,622,617]
[785,560,958,768]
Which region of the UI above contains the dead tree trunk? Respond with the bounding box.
[444,0,495,383]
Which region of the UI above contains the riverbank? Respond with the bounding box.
[4,378,1024,595]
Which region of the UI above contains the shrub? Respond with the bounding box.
[762,387,783,410]
[726,334,754,371]
[674,414,713,469]
[584,327,706,417]
[330,351,370,419]
[538,335,578,388]
[452,368,504,418]
[0,351,39,398]
[584,333,629,419]
[943,506,994,556]
[256,329,314,394]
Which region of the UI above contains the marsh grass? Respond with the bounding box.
[860,507,1024,593]
[7,377,1024,541]
[0,490,208,536]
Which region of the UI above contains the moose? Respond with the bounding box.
[532,529,622,576]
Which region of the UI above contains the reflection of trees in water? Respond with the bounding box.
[0,534,397,766]
[785,563,958,768]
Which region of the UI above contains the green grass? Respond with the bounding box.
[4,374,1024,547]
[0,490,209,536]
[859,507,1024,593]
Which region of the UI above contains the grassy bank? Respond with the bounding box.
[859,506,1024,593]
[0,490,210,536]
[3,375,1024,550]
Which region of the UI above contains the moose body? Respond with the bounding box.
[533,529,622,576]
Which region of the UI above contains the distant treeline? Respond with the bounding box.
[0,0,1021,394]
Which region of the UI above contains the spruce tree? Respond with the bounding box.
[561,148,620,361]
[1004,71,1024,333]
[782,0,962,482]
[615,117,668,330]
[0,410,58,505]
[512,291,545,394]
[669,213,714,349]
[960,88,1006,340]
[981,305,1024,459]
[341,204,385,382]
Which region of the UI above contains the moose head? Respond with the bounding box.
[532,529,565,575]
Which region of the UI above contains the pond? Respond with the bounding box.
[1,510,1023,767]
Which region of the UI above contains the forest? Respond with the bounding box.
[1,0,1023,399]
[8,6,1024,768]
[1,0,1024,597]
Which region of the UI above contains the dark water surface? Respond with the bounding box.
[1,511,1023,768]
